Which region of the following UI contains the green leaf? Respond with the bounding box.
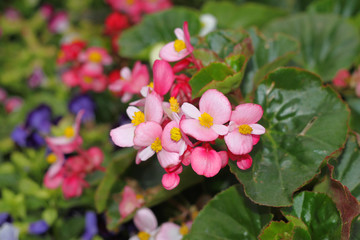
[264,13,360,81]
[118,7,200,59]
[350,216,360,240]
[42,208,58,226]
[259,216,311,240]
[243,28,300,94]
[201,2,287,29]
[283,192,342,239]
[230,68,349,206]
[346,96,360,132]
[95,148,136,213]
[184,185,272,240]
[307,0,360,17]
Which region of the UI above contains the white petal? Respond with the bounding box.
[211,124,228,135]
[174,28,184,40]
[250,124,266,135]
[127,106,141,120]
[181,103,201,119]
[138,146,155,161]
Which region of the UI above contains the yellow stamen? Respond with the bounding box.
[64,126,75,138]
[198,112,213,128]
[170,127,182,142]
[191,210,199,220]
[83,76,93,83]
[238,124,253,135]
[179,223,189,236]
[137,231,150,240]
[46,153,57,164]
[174,39,186,52]
[131,111,145,126]
[148,82,154,89]
[136,194,144,200]
[151,137,162,153]
[89,52,102,63]
[169,97,180,113]
[126,0,135,5]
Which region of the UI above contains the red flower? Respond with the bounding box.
[104,12,130,36]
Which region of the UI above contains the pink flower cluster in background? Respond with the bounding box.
[0,88,23,114]
[333,67,360,97]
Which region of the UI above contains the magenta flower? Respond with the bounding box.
[142,0,172,14]
[110,92,163,148]
[161,164,182,190]
[180,89,231,142]
[118,186,144,219]
[159,22,194,62]
[62,175,88,199]
[78,47,112,66]
[224,103,265,155]
[332,69,350,87]
[106,0,143,22]
[190,146,224,177]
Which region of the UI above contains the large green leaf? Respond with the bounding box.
[118,7,201,59]
[283,192,342,239]
[307,0,360,17]
[184,185,272,240]
[351,216,360,240]
[201,2,287,29]
[264,13,360,81]
[230,68,349,206]
[346,96,360,133]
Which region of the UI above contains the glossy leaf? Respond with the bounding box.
[184,185,272,240]
[230,68,349,206]
[118,7,201,59]
[264,13,360,81]
[307,0,360,17]
[201,2,287,29]
[350,216,360,240]
[283,192,342,239]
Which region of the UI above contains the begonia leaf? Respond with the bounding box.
[264,13,360,81]
[350,216,360,240]
[118,7,201,59]
[201,2,287,29]
[229,67,349,206]
[346,96,360,133]
[307,0,360,17]
[184,185,272,240]
[282,192,342,239]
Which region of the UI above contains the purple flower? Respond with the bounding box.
[28,67,46,88]
[28,220,49,235]
[11,126,45,148]
[69,95,95,123]
[25,104,52,134]
[81,211,98,240]
[0,213,10,226]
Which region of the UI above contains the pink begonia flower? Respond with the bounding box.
[46,110,84,154]
[39,4,54,20]
[62,175,88,199]
[218,151,229,168]
[62,68,80,87]
[86,147,104,171]
[0,88,7,103]
[162,164,182,190]
[78,63,107,92]
[180,89,231,142]
[142,0,172,14]
[229,152,253,170]
[332,69,350,87]
[133,121,181,168]
[44,164,65,189]
[110,91,163,148]
[48,11,69,33]
[162,120,187,156]
[46,150,66,178]
[4,97,23,113]
[153,60,175,96]
[106,0,143,23]
[160,22,194,62]
[79,47,112,65]
[156,222,191,240]
[224,103,265,155]
[109,61,149,102]
[118,186,144,219]
[190,146,223,177]
[130,208,158,240]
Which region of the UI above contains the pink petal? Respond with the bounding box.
[211,124,228,135]
[128,61,149,93]
[153,60,174,96]
[120,67,132,80]
[181,103,201,119]
[157,222,182,240]
[161,121,183,153]
[44,165,64,188]
[144,92,163,123]
[87,147,104,168]
[157,149,180,168]
[133,122,162,147]
[199,89,231,124]
[121,93,133,103]
[252,135,260,145]
[218,151,229,168]
[183,21,194,52]
[231,103,263,125]
[224,130,253,155]
[180,119,218,141]
[249,123,265,135]
[138,146,155,161]
[119,186,138,219]
[190,147,222,177]
[174,28,184,40]
[161,173,180,191]
[159,42,191,62]
[134,208,158,232]
[110,123,135,147]
[236,154,253,170]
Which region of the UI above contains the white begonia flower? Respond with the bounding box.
[199,14,217,36]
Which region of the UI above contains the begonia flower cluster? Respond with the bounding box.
[333,66,360,97]
[110,22,265,190]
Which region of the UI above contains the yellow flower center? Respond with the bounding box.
[174,39,186,52]
[137,231,150,240]
[151,137,162,153]
[179,223,189,236]
[64,126,75,138]
[148,82,154,89]
[84,76,93,83]
[46,153,57,164]
[169,97,180,113]
[199,112,213,128]
[131,111,145,126]
[191,210,199,220]
[136,194,144,200]
[238,124,253,135]
[89,52,102,63]
[126,0,135,5]
[170,127,182,142]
